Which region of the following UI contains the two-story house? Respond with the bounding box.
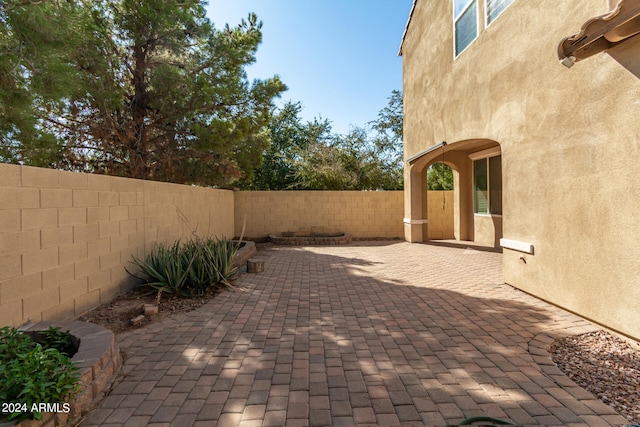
[400,0,640,340]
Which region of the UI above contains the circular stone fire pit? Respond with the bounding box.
[269,232,352,245]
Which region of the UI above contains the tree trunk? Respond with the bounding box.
[129,43,149,179]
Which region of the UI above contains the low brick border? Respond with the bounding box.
[268,233,353,245]
[527,325,628,425]
[10,321,121,427]
[232,240,256,269]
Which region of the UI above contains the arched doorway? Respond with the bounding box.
[425,162,455,240]
[404,139,502,247]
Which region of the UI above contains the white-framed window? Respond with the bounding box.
[454,0,478,57]
[486,0,514,25]
[470,148,502,215]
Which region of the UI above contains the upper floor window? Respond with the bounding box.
[486,0,514,25]
[454,0,478,57]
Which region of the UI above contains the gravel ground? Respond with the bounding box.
[550,330,640,424]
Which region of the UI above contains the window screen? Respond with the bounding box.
[473,159,488,214]
[486,0,513,24]
[454,0,478,56]
[474,155,502,215]
[489,155,502,215]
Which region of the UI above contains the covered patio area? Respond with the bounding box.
[404,139,503,248]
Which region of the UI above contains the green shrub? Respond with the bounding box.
[37,326,77,357]
[128,237,239,296]
[0,327,80,423]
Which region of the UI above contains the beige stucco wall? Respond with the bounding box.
[473,215,502,247]
[402,0,640,339]
[0,163,234,327]
[234,191,406,239]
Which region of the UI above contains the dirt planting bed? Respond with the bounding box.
[77,287,222,334]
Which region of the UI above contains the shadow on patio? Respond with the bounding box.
[81,242,624,426]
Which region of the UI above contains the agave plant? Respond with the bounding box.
[202,237,239,288]
[127,241,192,296]
[182,239,215,295]
[127,237,240,297]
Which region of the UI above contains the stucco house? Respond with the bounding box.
[399,0,640,341]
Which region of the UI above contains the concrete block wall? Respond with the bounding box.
[234,191,407,239]
[0,164,234,327]
[426,191,454,239]
[0,163,453,327]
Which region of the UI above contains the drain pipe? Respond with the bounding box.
[406,141,447,164]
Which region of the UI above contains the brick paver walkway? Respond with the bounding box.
[81,241,627,426]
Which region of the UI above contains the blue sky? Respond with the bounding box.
[206,0,413,135]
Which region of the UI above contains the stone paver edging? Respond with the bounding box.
[12,321,121,427]
[269,233,353,246]
[233,240,257,269]
[81,241,628,426]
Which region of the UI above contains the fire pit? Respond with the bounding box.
[268,232,352,245]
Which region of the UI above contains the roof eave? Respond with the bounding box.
[398,0,418,56]
[558,0,640,67]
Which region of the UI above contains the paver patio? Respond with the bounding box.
[81,241,627,426]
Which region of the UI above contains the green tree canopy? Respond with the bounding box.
[427,163,453,190]
[0,0,90,165]
[369,89,403,168]
[244,90,404,191]
[1,0,286,186]
[243,101,332,190]
[293,125,402,190]
[293,90,404,190]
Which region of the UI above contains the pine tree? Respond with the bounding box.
[1,0,286,186]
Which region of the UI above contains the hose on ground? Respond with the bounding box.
[446,415,514,426]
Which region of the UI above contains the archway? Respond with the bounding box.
[404,139,502,246]
[425,162,454,240]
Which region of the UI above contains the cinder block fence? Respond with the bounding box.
[0,163,452,327]
[0,164,234,326]
[235,191,404,239]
